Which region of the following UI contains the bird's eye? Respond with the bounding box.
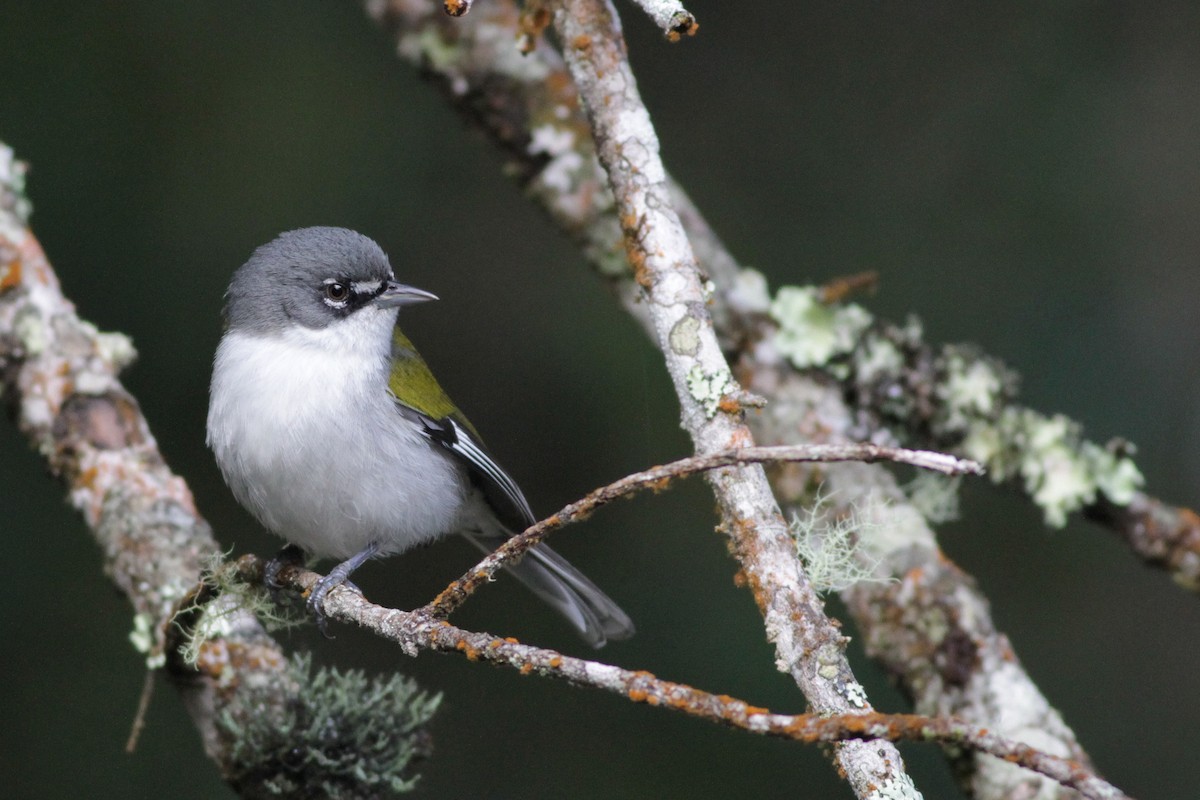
[324,282,350,303]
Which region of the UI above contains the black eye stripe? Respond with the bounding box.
[320,278,388,313]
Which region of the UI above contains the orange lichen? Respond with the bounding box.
[646,476,671,494]
[77,466,99,490]
[726,427,754,448]
[717,396,741,415]
[504,637,519,644]
[571,34,591,50]
[627,245,652,288]
[0,259,21,292]
[195,640,229,680]
[548,656,562,669]
[664,17,699,44]
[518,3,551,54]
[442,0,469,17]
[519,663,534,676]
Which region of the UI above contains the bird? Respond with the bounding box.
[206,226,634,646]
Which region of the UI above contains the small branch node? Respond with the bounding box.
[630,0,698,41]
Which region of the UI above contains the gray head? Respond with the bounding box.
[225,227,435,334]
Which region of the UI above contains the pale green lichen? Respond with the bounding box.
[961,408,1144,527]
[13,306,48,356]
[669,314,702,356]
[728,268,772,314]
[1094,450,1142,505]
[686,364,735,418]
[528,123,584,195]
[843,680,869,709]
[791,491,895,592]
[129,613,166,669]
[129,612,155,654]
[839,312,1143,529]
[0,143,33,222]
[770,286,872,372]
[400,28,465,80]
[855,335,905,384]
[867,773,923,800]
[938,353,1004,431]
[177,554,303,666]
[905,473,961,525]
[95,330,138,370]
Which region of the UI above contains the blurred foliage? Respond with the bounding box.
[2,2,1199,798]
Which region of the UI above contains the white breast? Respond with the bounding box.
[207,310,468,560]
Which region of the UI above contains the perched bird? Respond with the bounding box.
[207,227,633,646]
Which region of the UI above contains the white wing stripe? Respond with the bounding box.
[450,420,536,524]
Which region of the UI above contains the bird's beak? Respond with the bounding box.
[374,281,439,308]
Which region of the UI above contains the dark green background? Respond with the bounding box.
[3,2,1198,798]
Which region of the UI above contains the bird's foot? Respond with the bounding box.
[305,572,364,638]
[304,542,380,638]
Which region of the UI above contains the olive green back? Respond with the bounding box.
[387,328,479,437]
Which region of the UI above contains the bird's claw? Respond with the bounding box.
[305,574,364,638]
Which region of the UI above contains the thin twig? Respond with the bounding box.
[628,0,698,41]
[124,668,157,753]
[1086,492,1200,592]
[425,443,981,619]
[245,556,1130,800]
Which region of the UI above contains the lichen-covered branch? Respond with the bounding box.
[628,0,698,41]
[737,304,1103,800]
[0,142,275,773]
[247,556,1129,800]
[1085,493,1200,592]
[764,284,1200,591]
[0,143,433,798]
[427,443,981,620]
[546,0,921,794]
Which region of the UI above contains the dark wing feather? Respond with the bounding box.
[388,332,634,646]
[400,409,535,532]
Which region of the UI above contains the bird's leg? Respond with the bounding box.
[308,541,381,637]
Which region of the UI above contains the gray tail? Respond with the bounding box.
[461,532,634,648]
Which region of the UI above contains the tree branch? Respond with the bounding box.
[627,0,698,41]
[426,443,981,620]
[545,0,926,794]
[247,556,1130,800]
[0,145,301,785]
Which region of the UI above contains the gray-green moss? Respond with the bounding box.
[218,653,441,799]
